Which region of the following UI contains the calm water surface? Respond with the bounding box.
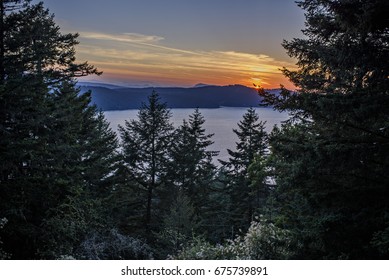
[104,107,289,163]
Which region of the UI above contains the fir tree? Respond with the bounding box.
[156,190,198,257]
[0,1,116,259]
[164,109,218,213]
[220,108,268,231]
[119,90,174,234]
[261,0,389,259]
[163,108,220,241]
[38,83,119,258]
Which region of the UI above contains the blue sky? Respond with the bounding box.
[38,0,305,88]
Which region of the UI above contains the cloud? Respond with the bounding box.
[82,32,164,43]
[80,31,198,55]
[76,31,296,88]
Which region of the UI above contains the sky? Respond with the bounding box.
[38,0,305,89]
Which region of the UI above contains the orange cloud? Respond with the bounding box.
[76,31,297,89]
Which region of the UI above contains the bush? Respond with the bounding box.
[174,218,291,260]
[78,228,153,260]
[0,218,10,259]
[371,226,389,257]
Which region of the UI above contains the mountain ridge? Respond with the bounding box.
[79,83,280,111]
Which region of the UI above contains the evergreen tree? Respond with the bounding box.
[261,0,389,259]
[118,90,174,234]
[3,1,99,80]
[37,82,119,258]
[163,108,220,241]
[220,108,268,231]
[0,0,28,81]
[0,1,116,259]
[164,109,218,213]
[156,190,198,257]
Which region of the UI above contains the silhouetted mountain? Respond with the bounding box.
[79,83,280,111]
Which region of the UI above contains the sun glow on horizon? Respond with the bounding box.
[76,31,297,89]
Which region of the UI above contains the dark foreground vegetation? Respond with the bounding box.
[0,0,388,259]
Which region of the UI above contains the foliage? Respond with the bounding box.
[371,225,389,256]
[259,0,389,259]
[0,1,115,259]
[118,90,174,234]
[162,109,220,239]
[174,217,291,260]
[78,228,153,260]
[2,0,388,260]
[164,108,218,208]
[219,108,269,231]
[0,217,10,259]
[156,191,199,258]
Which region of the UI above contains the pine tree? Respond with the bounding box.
[119,90,174,234]
[161,108,220,241]
[220,108,268,231]
[37,83,120,258]
[0,1,116,259]
[3,1,99,80]
[156,190,198,257]
[221,108,267,174]
[164,109,218,211]
[261,0,389,259]
[0,0,28,81]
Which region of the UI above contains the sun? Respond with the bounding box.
[251,77,263,89]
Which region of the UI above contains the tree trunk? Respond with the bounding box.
[146,184,152,232]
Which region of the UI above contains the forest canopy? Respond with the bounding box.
[0,0,388,260]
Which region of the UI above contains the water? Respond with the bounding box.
[104,107,289,163]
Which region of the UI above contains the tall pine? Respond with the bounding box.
[0,1,117,259]
[165,109,218,212]
[163,109,220,241]
[220,108,268,231]
[261,0,389,259]
[119,91,174,235]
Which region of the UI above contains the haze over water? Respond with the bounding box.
[104,107,289,163]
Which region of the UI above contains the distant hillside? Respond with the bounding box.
[79,84,280,111]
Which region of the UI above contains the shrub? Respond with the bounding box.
[0,218,10,259]
[78,228,153,260]
[174,217,291,260]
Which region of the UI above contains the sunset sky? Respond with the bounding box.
[38,0,305,89]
